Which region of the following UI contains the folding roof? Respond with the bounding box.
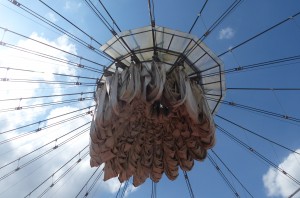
[100,25,225,114]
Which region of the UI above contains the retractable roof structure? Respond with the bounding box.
[100,25,226,114]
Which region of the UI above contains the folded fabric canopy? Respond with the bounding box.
[89,26,225,187]
[90,60,216,186]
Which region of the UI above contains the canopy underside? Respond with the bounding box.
[100,25,225,114]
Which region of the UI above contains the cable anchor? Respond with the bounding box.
[10,0,21,7]
[78,57,84,68]
[15,158,21,171]
[76,77,82,85]
[15,98,22,110]
[53,139,58,149]
[50,174,54,187]
[88,37,95,50]
[1,28,7,42]
[77,152,82,163]
[79,92,85,101]
[36,121,41,132]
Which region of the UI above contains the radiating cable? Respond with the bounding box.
[207,153,240,197]
[98,0,122,32]
[0,121,91,170]
[188,0,208,33]
[218,11,300,57]
[216,115,300,155]
[120,180,129,198]
[115,183,122,198]
[151,181,157,198]
[200,0,242,41]
[1,78,96,86]
[0,26,105,67]
[7,0,114,61]
[210,149,254,198]
[75,166,101,197]
[0,113,91,145]
[189,54,300,77]
[0,66,100,81]
[0,106,94,135]
[0,97,94,113]
[227,88,300,91]
[82,169,104,197]
[23,145,89,198]
[183,171,195,198]
[0,127,90,182]
[0,27,107,68]
[0,133,87,196]
[83,0,140,63]
[148,0,157,55]
[0,91,94,102]
[289,187,300,198]
[0,41,103,74]
[207,97,300,124]
[216,125,300,185]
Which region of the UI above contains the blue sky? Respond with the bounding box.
[0,0,300,197]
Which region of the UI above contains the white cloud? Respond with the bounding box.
[98,175,139,196]
[103,177,122,193]
[45,12,57,23]
[219,27,235,40]
[0,29,137,198]
[0,104,93,196]
[0,33,100,197]
[0,32,77,132]
[263,149,300,198]
[64,1,82,10]
[125,183,139,197]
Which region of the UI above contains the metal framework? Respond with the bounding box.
[100,25,226,114]
[1,0,299,197]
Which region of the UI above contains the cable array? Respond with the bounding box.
[183,171,195,198]
[0,96,94,113]
[75,167,101,197]
[0,122,91,170]
[0,91,94,102]
[216,125,300,186]
[151,181,157,198]
[77,168,104,198]
[199,0,243,41]
[24,145,89,198]
[0,0,299,197]
[216,115,300,155]
[0,125,90,181]
[0,112,91,145]
[119,180,129,198]
[83,0,140,63]
[207,97,300,124]
[210,150,254,198]
[218,11,300,57]
[207,153,240,197]
[0,106,94,135]
[188,0,208,33]
[7,0,114,61]
[0,41,103,74]
[189,54,300,77]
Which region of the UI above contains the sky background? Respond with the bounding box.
[0,0,300,197]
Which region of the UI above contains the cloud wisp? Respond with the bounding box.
[64,1,82,10]
[45,12,57,23]
[219,27,235,40]
[0,30,139,197]
[263,149,300,198]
